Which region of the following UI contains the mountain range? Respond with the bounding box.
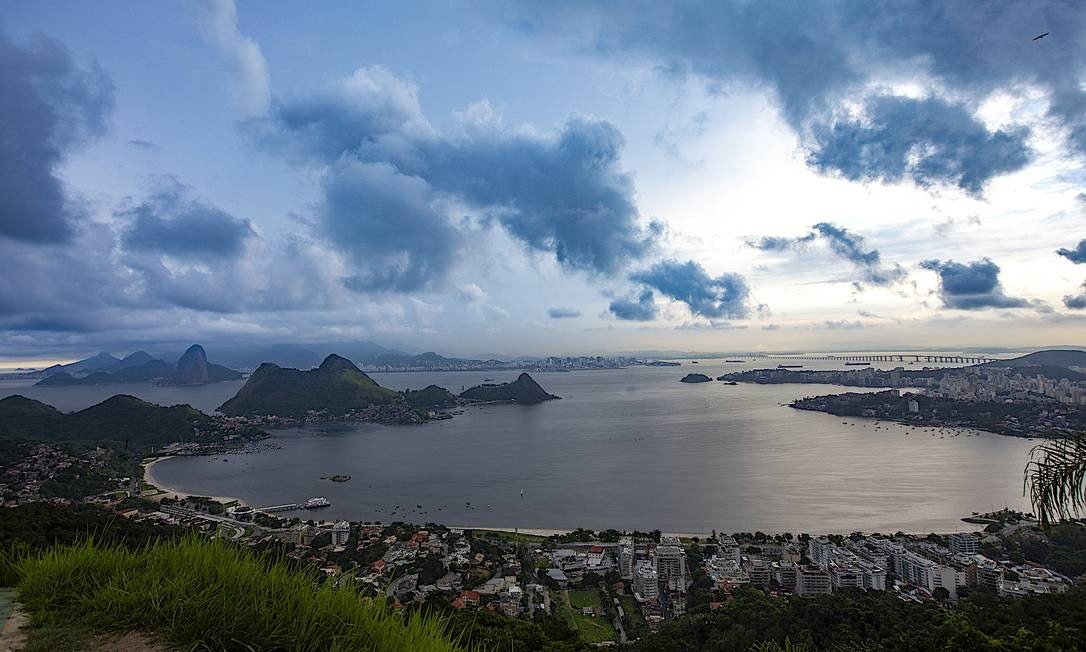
[218,355,558,417]
[36,345,242,387]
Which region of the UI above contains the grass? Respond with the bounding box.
[618,595,646,632]
[471,529,548,544]
[560,590,615,645]
[13,535,467,651]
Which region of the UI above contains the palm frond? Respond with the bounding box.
[1024,433,1086,531]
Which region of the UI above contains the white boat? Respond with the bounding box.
[304,497,331,509]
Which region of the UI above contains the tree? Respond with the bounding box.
[1025,433,1086,530]
[933,586,950,603]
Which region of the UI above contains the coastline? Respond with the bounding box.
[141,456,249,507]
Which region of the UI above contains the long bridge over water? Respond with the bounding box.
[760,354,995,364]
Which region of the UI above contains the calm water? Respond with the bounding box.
[1,356,1036,534]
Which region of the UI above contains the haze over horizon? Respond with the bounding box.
[2,1,1086,363]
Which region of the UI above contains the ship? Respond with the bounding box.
[304,497,331,509]
[844,362,871,366]
[776,364,803,369]
[725,360,745,363]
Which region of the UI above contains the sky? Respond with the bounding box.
[1,0,1085,362]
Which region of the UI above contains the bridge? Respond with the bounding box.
[765,354,994,364]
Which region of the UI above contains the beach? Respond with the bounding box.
[142,456,248,507]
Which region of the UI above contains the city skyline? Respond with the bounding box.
[2,1,1085,363]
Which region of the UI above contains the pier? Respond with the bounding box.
[259,503,299,513]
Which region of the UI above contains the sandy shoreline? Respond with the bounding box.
[141,456,249,507]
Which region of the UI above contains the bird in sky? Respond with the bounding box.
[1033,32,1049,41]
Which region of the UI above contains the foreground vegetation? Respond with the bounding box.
[632,585,1086,651]
[14,535,465,652]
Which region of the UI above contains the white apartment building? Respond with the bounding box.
[633,560,659,601]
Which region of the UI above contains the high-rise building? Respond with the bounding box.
[618,536,635,580]
[654,536,688,593]
[330,521,351,546]
[633,561,659,601]
[809,536,834,568]
[949,533,979,555]
[795,565,832,596]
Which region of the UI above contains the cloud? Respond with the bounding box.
[919,258,1030,310]
[511,1,1086,188]
[820,319,866,330]
[119,178,254,260]
[1057,239,1086,264]
[0,30,113,243]
[548,307,581,319]
[750,222,904,286]
[608,289,657,321]
[128,139,158,151]
[761,323,780,331]
[249,67,659,290]
[1064,283,1086,309]
[202,0,270,116]
[630,259,751,319]
[807,96,1030,195]
[324,160,460,293]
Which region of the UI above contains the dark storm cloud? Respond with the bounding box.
[1057,239,1086,264]
[250,68,659,290]
[808,96,1030,195]
[511,1,1086,190]
[0,30,113,242]
[919,258,1029,310]
[631,259,751,319]
[120,180,254,260]
[323,160,459,293]
[1065,283,1086,310]
[547,307,581,319]
[750,222,904,286]
[608,289,658,321]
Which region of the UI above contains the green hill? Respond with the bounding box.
[459,373,559,403]
[0,394,208,447]
[219,354,400,417]
[981,349,1086,369]
[403,385,458,409]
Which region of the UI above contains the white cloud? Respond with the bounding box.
[202,0,270,116]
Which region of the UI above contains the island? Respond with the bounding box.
[218,355,407,420]
[680,373,712,383]
[460,372,559,403]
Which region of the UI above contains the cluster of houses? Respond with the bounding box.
[1,443,115,505]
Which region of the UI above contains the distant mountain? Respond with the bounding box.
[34,345,241,387]
[173,345,210,385]
[211,340,409,370]
[218,355,399,417]
[459,373,559,403]
[107,351,156,372]
[41,352,121,377]
[980,349,1086,369]
[0,394,208,447]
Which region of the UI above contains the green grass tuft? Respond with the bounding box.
[16,535,467,651]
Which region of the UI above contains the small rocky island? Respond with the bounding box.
[460,373,559,403]
[680,373,712,383]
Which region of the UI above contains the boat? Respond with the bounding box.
[725,360,744,363]
[777,364,803,369]
[304,497,331,509]
[844,362,871,366]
